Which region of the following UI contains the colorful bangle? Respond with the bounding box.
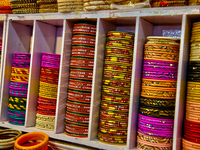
[142,73,177,80]
[40,67,59,76]
[10,74,29,83]
[8,102,26,111]
[36,119,55,130]
[7,115,25,126]
[12,53,31,61]
[8,109,25,118]
[67,90,91,103]
[102,85,130,96]
[41,60,60,69]
[9,82,28,90]
[9,96,27,103]
[104,64,132,72]
[106,40,134,48]
[97,132,127,144]
[103,71,132,80]
[39,90,57,99]
[143,59,178,67]
[105,56,132,64]
[105,48,133,57]
[14,132,49,150]
[12,67,29,75]
[107,31,134,38]
[12,61,30,68]
[74,23,96,30]
[137,141,172,150]
[144,43,179,53]
[138,128,173,138]
[100,101,129,112]
[141,89,176,99]
[39,86,57,93]
[40,75,58,84]
[68,79,92,92]
[143,52,179,62]
[9,89,27,97]
[142,78,177,88]
[39,81,58,89]
[41,52,60,61]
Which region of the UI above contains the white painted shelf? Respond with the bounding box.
[0,6,199,150]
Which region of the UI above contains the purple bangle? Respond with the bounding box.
[138,117,174,125]
[143,67,177,72]
[137,128,173,138]
[41,52,60,61]
[13,53,31,61]
[143,74,177,80]
[142,71,177,75]
[9,82,28,90]
[9,89,27,97]
[138,121,173,131]
[138,114,174,124]
[143,59,178,66]
[41,60,60,69]
[12,61,30,68]
[143,65,178,70]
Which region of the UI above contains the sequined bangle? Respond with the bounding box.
[143,52,179,62]
[10,74,29,82]
[71,46,95,57]
[69,69,93,80]
[9,82,28,90]
[144,43,179,53]
[143,59,178,66]
[67,90,91,103]
[140,97,175,108]
[103,71,132,80]
[12,61,30,68]
[100,101,129,112]
[12,53,31,61]
[40,75,58,84]
[7,109,25,118]
[102,85,130,96]
[98,132,127,144]
[139,106,174,119]
[142,78,177,88]
[100,108,128,120]
[70,58,94,69]
[8,102,26,111]
[7,115,25,126]
[40,67,59,76]
[11,67,29,75]
[137,131,172,145]
[104,64,132,72]
[41,52,60,61]
[141,89,176,99]
[9,96,27,103]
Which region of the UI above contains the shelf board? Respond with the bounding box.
[0,121,137,150]
[6,6,200,21]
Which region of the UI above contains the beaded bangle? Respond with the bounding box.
[137,131,172,145]
[36,119,55,130]
[40,67,59,76]
[139,107,174,119]
[140,97,175,108]
[9,96,27,103]
[10,74,29,82]
[8,109,25,118]
[144,43,179,53]
[9,89,27,97]
[8,102,26,111]
[7,115,25,126]
[12,67,29,75]
[143,52,179,62]
[9,82,28,90]
[41,60,60,69]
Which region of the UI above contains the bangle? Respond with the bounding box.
[138,128,173,138]
[9,89,27,97]
[40,67,59,76]
[69,68,93,80]
[39,81,58,89]
[37,107,56,116]
[41,52,60,61]
[141,89,176,99]
[105,56,132,64]
[102,85,130,96]
[41,60,60,69]
[143,52,179,62]
[8,102,26,111]
[10,74,29,83]
[9,96,27,103]
[39,86,58,93]
[14,132,49,150]
[99,118,128,128]
[107,31,134,38]
[7,115,25,126]
[70,58,94,69]
[182,138,200,149]
[40,75,58,84]
[12,61,30,68]
[97,132,127,144]
[12,67,29,75]
[73,28,96,35]
[139,107,174,119]
[144,43,179,53]
[0,129,22,149]
[39,90,57,99]
[65,111,89,124]
[100,108,128,120]
[67,89,91,103]
[105,47,133,57]
[71,46,95,58]
[8,109,25,118]
[74,23,96,30]
[36,119,55,130]
[103,71,132,80]
[140,97,175,108]
[137,141,172,150]
[100,101,129,112]
[12,53,31,61]
[106,40,134,48]
[104,64,132,72]
[141,78,177,88]
[9,82,28,90]
[142,73,177,80]
[99,125,127,136]
[143,59,178,67]
[68,79,92,92]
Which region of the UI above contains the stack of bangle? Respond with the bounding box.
[137,36,180,150]
[0,129,22,149]
[37,0,58,13]
[14,132,49,150]
[151,1,187,7]
[9,0,39,14]
[65,23,96,137]
[36,52,60,130]
[7,53,31,126]
[58,0,84,12]
[182,21,200,146]
[0,0,12,14]
[98,31,134,144]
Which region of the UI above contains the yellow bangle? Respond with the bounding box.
[14,132,49,150]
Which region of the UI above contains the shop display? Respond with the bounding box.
[37,0,58,13]
[10,0,39,14]
[182,21,200,149]
[14,132,49,150]
[0,0,12,14]
[137,36,180,150]
[97,31,134,144]
[65,23,96,137]
[36,52,60,130]
[7,53,31,126]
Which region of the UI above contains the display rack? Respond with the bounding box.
[0,6,200,150]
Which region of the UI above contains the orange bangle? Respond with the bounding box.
[14,132,49,150]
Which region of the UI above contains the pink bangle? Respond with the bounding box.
[41,60,60,69]
[41,52,60,61]
[138,114,174,124]
[138,128,173,138]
